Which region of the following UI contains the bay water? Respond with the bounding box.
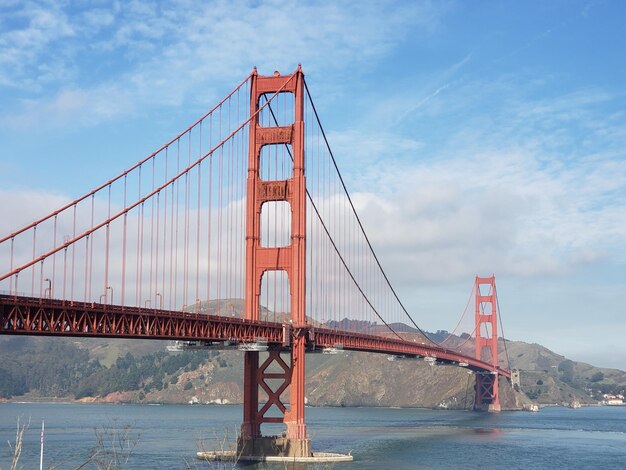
[1,403,625,469]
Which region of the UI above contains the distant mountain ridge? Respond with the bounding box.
[1,299,624,407]
[1,331,623,408]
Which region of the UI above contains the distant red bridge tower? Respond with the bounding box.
[474,275,501,412]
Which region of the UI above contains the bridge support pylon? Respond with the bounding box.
[238,66,312,458]
[474,275,501,412]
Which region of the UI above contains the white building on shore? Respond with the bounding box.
[602,393,625,405]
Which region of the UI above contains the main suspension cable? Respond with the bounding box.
[261,94,404,342]
[495,285,511,370]
[439,282,475,345]
[303,79,439,346]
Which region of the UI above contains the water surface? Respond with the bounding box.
[1,403,624,469]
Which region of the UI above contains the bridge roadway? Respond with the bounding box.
[0,294,510,379]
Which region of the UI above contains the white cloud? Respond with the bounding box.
[0,189,69,231]
[327,129,425,171]
[332,134,626,284]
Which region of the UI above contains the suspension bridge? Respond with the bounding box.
[0,66,511,459]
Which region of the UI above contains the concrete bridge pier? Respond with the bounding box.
[474,372,501,412]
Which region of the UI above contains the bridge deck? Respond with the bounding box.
[0,294,510,379]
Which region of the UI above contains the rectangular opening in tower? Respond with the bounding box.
[260,270,291,323]
[478,302,493,315]
[479,321,493,339]
[260,201,291,248]
[260,144,294,181]
[258,92,295,127]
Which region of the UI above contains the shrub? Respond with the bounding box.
[590,372,604,383]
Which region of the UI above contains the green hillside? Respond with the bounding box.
[1,330,623,408]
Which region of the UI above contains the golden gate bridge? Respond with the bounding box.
[0,66,510,460]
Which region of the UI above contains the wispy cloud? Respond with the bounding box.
[0,0,447,130]
[0,1,76,89]
[393,53,473,126]
[5,84,134,129]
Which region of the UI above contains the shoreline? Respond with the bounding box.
[4,398,617,410]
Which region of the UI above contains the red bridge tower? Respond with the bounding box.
[239,66,311,457]
[474,275,501,412]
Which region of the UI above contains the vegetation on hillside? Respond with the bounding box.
[0,337,97,398]
[0,337,217,400]
[1,333,624,408]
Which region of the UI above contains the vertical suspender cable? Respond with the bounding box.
[217,107,223,313]
[104,184,111,303]
[207,115,213,305]
[135,166,142,306]
[122,175,127,306]
[71,205,76,300]
[161,148,168,309]
[173,141,180,309]
[149,158,155,308]
[31,226,36,295]
[52,216,57,298]
[89,194,95,302]
[184,133,191,310]
[196,126,202,312]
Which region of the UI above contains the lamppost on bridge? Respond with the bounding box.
[100,286,113,305]
[156,293,162,309]
[43,278,51,299]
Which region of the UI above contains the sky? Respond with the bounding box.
[1,0,625,369]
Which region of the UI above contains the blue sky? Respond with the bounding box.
[1,0,625,369]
